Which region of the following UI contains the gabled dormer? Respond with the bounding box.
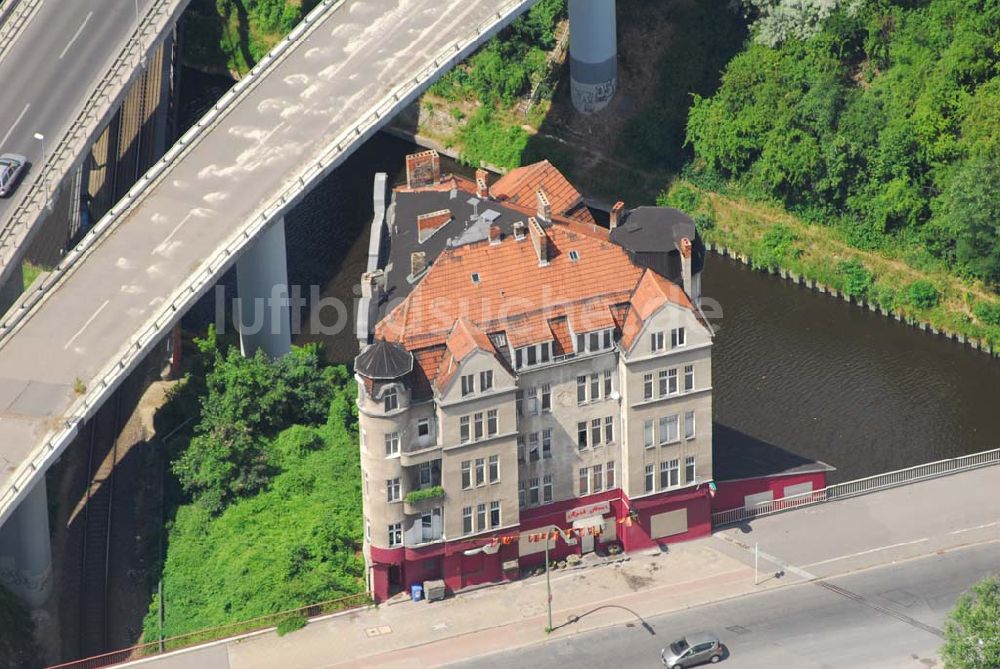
[434,318,514,403]
[620,269,711,361]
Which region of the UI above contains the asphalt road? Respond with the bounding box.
[450,541,1000,669]
[0,0,151,220]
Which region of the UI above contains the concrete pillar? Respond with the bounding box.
[568,0,617,114]
[0,479,53,608]
[0,262,24,319]
[236,218,291,358]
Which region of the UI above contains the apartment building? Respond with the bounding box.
[354,152,714,601]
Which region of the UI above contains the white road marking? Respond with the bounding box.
[59,11,93,60]
[0,103,30,146]
[948,521,1000,535]
[754,546,816,580]
[64,299,110,350]
[803,538,930,568]
[151,212,193,255]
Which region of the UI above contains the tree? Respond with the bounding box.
[938,151,1000,289]
[739,0,867,46]
[942,577,1000,669]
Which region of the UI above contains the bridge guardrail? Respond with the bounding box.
[711,447,1000,528]
[0,0,41,65]
[0,0,190,285]
[0,0,534,526]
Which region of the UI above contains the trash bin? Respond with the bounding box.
[410,584,423,602]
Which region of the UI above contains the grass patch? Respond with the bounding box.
[21,261,44,291]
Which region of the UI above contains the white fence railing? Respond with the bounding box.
[712,447,1000,527]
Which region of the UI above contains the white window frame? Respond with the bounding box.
[684,410,696,440]
[461,460,472,489]
[388,522,402,547]
[461,374,474,397]
[542,474,553,503]
[490,501,501,528]
[579,467,590,496]
[384,432,400,457]
[685,455,696,483]
[387,478,401,502]
[671,327,686,348]
[651,331,665,352]
[488,454,500,483]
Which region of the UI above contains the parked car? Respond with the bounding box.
[661,631,724,668]
[0,153,28,198]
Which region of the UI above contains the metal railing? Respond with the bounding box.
[0,0,190,284]
[0,0,41,65]
[712,447,1000,527]
[45,591,370,669]
[0,0,534,528]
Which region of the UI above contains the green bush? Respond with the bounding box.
[752,224,800,270]
[837,259,873,300]
[276,614,307,636]
[658,184,703,213]
[906,280,941,310]
[941,576,1000,669]
[457,108,530,170]
[694,213,716,232]
[404,485,445,504]
[973,301,1000,327]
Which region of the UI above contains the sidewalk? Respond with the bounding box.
[124,464,1000,669]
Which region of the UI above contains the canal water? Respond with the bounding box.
[178,68,1000,483]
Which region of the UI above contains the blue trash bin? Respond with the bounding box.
[410,584,423,602]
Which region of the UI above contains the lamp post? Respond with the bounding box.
[33,133,50,211]
[467,531,553,633]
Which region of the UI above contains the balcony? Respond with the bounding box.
[403,485,445,514]
[400,433,440,466]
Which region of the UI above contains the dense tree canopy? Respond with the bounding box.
[687,0,1000,288]
[942,577,1000,669]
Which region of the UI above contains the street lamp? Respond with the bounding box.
[33,133,51,211]
[466,532,554,633]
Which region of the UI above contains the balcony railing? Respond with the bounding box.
[403,485,445,514]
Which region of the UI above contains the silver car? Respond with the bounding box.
[661,631,723,668]
[0,153,28,198]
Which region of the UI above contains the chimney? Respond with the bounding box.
[405,150,441,189]
[476,168,490,199]
[410,251,427,277]
[536,188,551,222]
[361,270,384,299]
[513,220,527,241]
[679,237,693,299]
[489,225,501,245]
[610,200,625,230]
[528,216,548,266]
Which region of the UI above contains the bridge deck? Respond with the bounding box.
[0,0,531,523]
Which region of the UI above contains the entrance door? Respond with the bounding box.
[581,532,595,554]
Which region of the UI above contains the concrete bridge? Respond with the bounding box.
[0,0,620,609]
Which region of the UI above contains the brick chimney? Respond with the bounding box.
[513,220,527,241]
[410,251,427,277]
[489,225,501,245]
[679,237,693,299]
[528,217,548,266]
[476,168,490,199]
[610,201,625,230]
[536,189,551,222]
[361,270,384,299]
[405,150,440,189]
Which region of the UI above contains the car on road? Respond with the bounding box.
[0,153,28,198]
[661,631,724,668]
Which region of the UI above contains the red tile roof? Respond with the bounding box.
[491,161,588,221]
[620,269,695,351]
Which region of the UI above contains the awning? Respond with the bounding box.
[572,515,604,530]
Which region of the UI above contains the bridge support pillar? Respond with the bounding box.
[236,218,292,358]
[0,479,52,608]
[0,262,24,319]
[568,0,618,114]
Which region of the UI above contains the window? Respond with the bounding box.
[387,478,400,502]
[489,455,500,483]
[480,370,493,392]
[477,503,487,530]
[590,373,600,400]
[388,523,402,547]
[658,370,669,396]
[517,435,526,463]
[684,410,696,440]
[671,327,686,348]
[604,416,614,444]
[366,519,371,542]
[463,506,473,534]
[540,342,551,363]
[474,412,485,440]
[418,460,439,487]
[383,386,398,411]
[518,481,527,508]
[591,418,602,447]
[475,458,485,486]
[644,464,654,493]
[487,409,498,436]
[603,330,612,349]
[576,333,585,354]
[669,459,680,487]
[643,373,653,400]
[659,414,679,444]
[541,384,551,412]
[543,474,553,503]
[460,416,470,443]
[421,512,437,541]
[651,331,665,352]
[668,369,678,395]
[542,429,552,458]
[515,348,522,369]
[461,374,474,396]
[471,272,480,284]
[417,418,430,438]
[603,370,612,397]
[592,464,603,493]
[606,461,615,488]
[577,375,587,405]
[526,387,538,415]
[685,456,696,483]
[684,365,694,392]
[384,432,400,456]
[660,460,671,489]
[515,390,524,416]
[461,461,472,489]
[364,471,369,496]
[644,420,654,449]
[579,467,590,496]
[528,433,540,461]
[577,422,588,450]
[529,477,540,506]
[589,332,600,351]
[490,501,501,528]
[569,250,580,262]
[527,346,537,366]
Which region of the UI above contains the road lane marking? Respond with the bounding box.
[64,299,110,350]
[948,521,1000,535]
[151,212,194,255]
[803,538,929,568]
[0,103,30,146]
[59,11,93,59]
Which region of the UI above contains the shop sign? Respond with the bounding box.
[565,500,610,523]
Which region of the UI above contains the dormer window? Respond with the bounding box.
[651,331,665,352]
[471,272,480,284]
[513,341,551,369]
[575,329,614,355]
[671,327,686,348]
[383,386,398,412]
[568,250,580,262]
[461,374,474,397]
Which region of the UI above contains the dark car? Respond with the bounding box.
[0,153,28,198]
[661,631,724,667]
